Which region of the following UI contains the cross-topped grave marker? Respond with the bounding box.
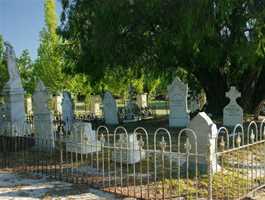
[223,86,243,127]
[226,86,241,104]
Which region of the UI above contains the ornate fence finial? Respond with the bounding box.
[184,137,192,154]
[138,135,144,149]
[160,136,167,151]
[250,130,255,143]
[100,133,105,145]
[220,136,225,151]
[236,134,241,147]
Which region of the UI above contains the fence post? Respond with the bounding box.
[207,143,213,200]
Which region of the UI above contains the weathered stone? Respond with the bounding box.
[188,112,219,173]
[66,122,101,154]
[103,92,118,125]
[223,86,243,127]
[33,80,55,150]
[168,77,190,127]
[112,134,146,164]
[62,91,74,133]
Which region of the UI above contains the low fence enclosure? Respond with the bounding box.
[1,120,265,199]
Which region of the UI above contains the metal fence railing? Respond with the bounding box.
[1,120,265,199]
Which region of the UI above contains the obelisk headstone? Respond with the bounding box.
[33,80,55,150]
[1,42,26,136]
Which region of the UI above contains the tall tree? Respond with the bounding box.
[35,0,64,93]
[59,0,265,115]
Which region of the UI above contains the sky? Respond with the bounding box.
[0,0,62,60]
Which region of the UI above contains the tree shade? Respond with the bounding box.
[59,0,265,115]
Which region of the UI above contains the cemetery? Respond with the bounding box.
[1,0,265,200]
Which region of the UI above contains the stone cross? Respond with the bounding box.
[223,86,243,126]
[226,86,241,104]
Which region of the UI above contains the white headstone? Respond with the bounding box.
[223,86,243,127]
[26,97,33,115]
[90,95,101,116]
[188,112,219,173]
[0,42,26,136]
[66,122,101,154]
[33,80,55,150]
[112,134,145,164]
[62,91,74,133]
[167,77,190,127]
[53,94,63,114]
[137,93,148,108]
[103,92,118,125]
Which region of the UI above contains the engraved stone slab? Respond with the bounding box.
[223,86,243,127]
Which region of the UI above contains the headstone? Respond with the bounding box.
[90,95,102,116]
[26,97,33,115]
[189,96,200,113]
[52,94,63,114]
[167,77,190,127]
[103,92,118,125]
[112,134,146,164]
[0,42,26,136]
[66,122,101,154]
[188,112,219,173]
[123,85,141,122]
[61,91,74,133]
[137,93,148,108]
[33,80,55,150]
[223,86,243,127]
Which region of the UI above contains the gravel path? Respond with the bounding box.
[0,170,129,200]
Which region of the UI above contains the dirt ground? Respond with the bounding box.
[1,169,265,200]
[0,170,128,200]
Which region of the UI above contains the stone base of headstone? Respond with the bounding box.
[112,149,146,164]
[1,86,26,136]
[111,134,146,164]
[65,122,102,154]
[34,114,55,151]
[66,142,101,154]
[34,137,55,152]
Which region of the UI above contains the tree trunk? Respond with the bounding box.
[241,67,265,116]
[194,68,228,116]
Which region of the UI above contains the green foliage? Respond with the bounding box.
[35,0,64,93]
[16,50,36,95]
[65,74,92,97]
[0,35,8,92]
[59,0,265,113]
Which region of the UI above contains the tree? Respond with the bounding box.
[59,0,265,115]
[0,35,8,92]
[35,0,64,93]
[16,49,36,95]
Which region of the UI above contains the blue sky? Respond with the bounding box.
[0,0,62,60]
